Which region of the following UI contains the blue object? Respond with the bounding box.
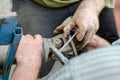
[0,18,23,80]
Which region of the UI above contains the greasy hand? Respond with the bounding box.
[54,8,99,48]
[15,34,43,65]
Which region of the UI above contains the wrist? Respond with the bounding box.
[78,0,105,16]
[17,55,42,69]
[12,60,41,80]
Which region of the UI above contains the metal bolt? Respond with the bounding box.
[53,38,63,48]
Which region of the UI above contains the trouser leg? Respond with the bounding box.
[97,7,119,43]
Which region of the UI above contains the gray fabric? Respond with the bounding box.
[112,39,120,45]
[49,39,120,80]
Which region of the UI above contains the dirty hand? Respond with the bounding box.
[54,9,99,48]
[15,34,43,66]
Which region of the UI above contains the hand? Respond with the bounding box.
[54,0,105,48]
[15,34,43,65]
[80,34,110,51]
[12,34,43,80]
[54,8,99,48]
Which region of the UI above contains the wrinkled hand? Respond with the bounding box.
[15,34,43,65]
[54,8,99,48]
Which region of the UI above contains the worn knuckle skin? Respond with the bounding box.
[63,26,70,33]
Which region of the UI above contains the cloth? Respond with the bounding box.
[105,0,116,8]
[32,0,115,8]
[48,39,120,80]
[32,0,79,8]
[112,39,120,45]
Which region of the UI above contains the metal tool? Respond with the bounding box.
[42,33,78,62]
[50,32,78,64]
[50,45,69,64]
[59,31,78,51]
[0,18,22,80]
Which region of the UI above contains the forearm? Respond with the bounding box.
[114,1,120,37]
[76,0,105,16]
[11,60,41,80]
[11,34,42,80]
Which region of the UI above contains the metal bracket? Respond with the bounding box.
[43,34,78,62]
[0,18,22,80]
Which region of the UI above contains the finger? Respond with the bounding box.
[25,34,33,39]
[82,45,95,51]
[34,34,43,43]
[80,30,94,48]
[19,35,29,44]
[63,21,75,38]
[76,27,86,41]
[56,23,66,30]
[54,24,66,34]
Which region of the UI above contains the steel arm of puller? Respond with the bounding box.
[42,33,78,63]
[50,32,78,64]
[0,18,22,80]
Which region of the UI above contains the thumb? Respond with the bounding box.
[54,23,66,35]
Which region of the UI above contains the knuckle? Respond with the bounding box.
[26,34,32,37]
[63,27,69,32]
[88,25,97,32]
